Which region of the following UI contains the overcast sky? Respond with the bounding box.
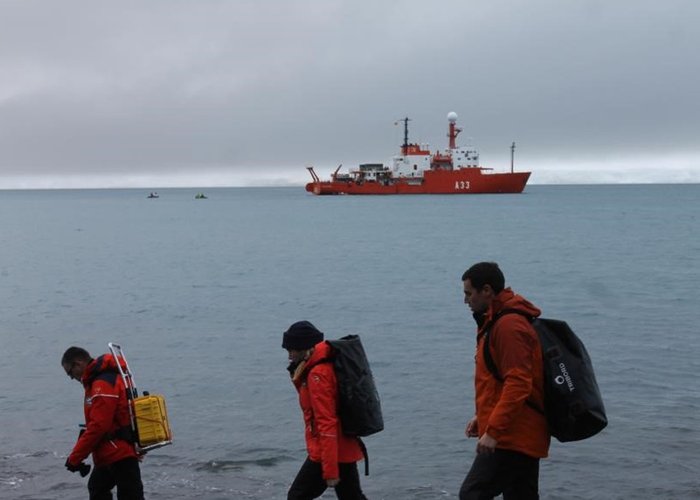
[1,0,699,188]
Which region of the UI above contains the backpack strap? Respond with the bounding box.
[357,437,369,476]
[104,425,137,444]
[480,308,532,380]
[480,309,545,415]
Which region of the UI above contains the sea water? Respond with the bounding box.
[1,185,698,499]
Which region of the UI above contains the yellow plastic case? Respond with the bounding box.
[133,394,172,447]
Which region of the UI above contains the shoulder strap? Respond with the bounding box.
[480,309,544,415]
[93,370,119,387]
[481,330,502,382]
[481,309,532,380]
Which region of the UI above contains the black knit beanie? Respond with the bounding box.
[282,320,324,350]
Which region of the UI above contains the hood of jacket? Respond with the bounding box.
[291,341,331,385]
[81,353,127,387]
[305,341,332,370]
[480,287,541,335]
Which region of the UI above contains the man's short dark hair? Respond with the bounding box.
[462,262,505,294]
[61,346,92,366]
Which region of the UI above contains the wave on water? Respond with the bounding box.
[195,454,295,472]
[2,450,55,459]
[1,474,27,488]
[404,485,453,498]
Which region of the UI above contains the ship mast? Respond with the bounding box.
[511,141,516,173]
[399,117,411,155]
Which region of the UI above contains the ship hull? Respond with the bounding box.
[305,169,531,195]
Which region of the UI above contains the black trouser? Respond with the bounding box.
[288,456,367,500]
[88,457,144,500]
[459,448,540,500]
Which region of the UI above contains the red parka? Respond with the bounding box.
[68,354,139,467]
[292,341,364,480]
[474,288,551,458]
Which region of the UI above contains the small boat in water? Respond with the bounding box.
[147,192,159,199]
[195,192,208,199]
[305,112,530,195]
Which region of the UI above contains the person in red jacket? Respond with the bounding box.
[460,262,550,500]
[283,321,367,500]
[62,346,144,500]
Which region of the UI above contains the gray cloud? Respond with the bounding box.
[1,0,699,187]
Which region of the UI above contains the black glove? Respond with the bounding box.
[65,459,91,477]
[65,458,80,472]
[78,463,91,477]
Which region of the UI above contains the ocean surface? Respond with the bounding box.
[1,185,698,499]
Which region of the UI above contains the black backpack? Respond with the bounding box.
[482,310,607,442]
[318,334,384,475]
[323,335,384,437]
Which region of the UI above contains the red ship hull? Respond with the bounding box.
[306,168,531,195]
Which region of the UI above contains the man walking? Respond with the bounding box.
[282,320,368,500]
[62,346,145,499]
[460,262,550,500]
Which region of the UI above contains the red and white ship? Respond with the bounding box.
[305,112,531,195]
